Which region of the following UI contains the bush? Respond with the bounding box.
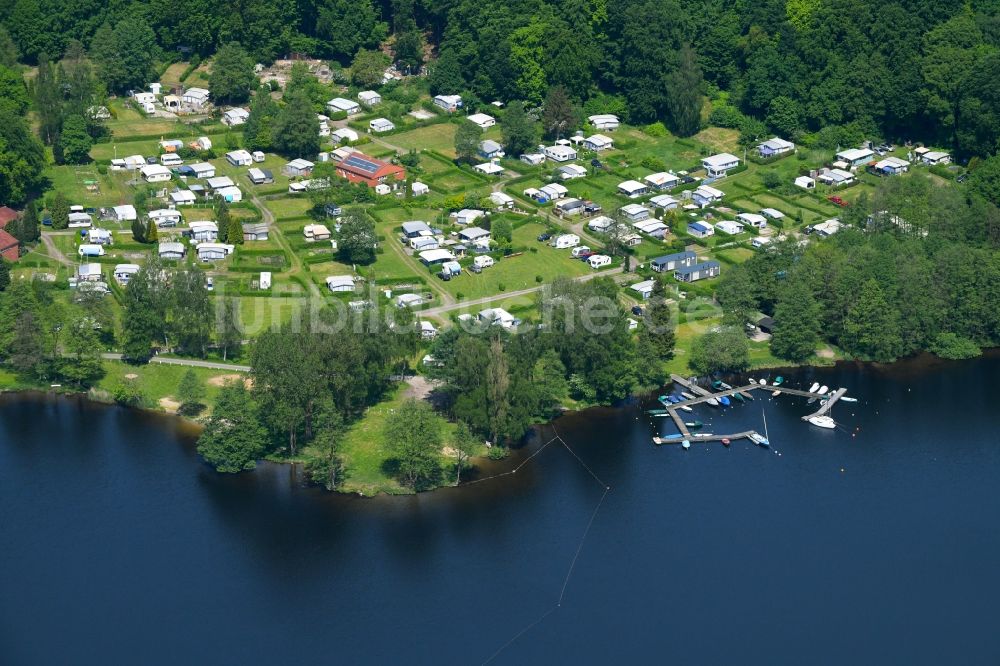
[762,170,782,189]
[643,122,669,137]
[708,105,746,129]
[641,156,667,172]
[535,275,543,283]
[112,378,147,407]
[487,445,509,460]
[929,332,981,360]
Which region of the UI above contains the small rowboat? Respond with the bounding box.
[840,395,858,403]
[679,405,693,412]
[748,378,758,384]
[721,438,731,447]
[719,396,731,406]
[760,379,768,386]
[680,392,696,400]
[773,376,784,386]
[707,398,719,407]
[772,389,781,397]
[682,439,691,450]
[809,382,821,393]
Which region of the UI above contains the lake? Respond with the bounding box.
[2,353,1000,665]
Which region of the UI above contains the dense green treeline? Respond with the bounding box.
[718,174,1000,364]
[3,1,1000,155]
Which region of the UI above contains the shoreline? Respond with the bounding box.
[4,349,997,496]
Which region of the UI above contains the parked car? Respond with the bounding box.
[631,305,644,316]
[827,195,848,207]
[536,233,552,242]
[437,271,451,281]
[205,277,214,291]
[590,159,603,169]
[468,264,482,274]
[575,250,595,260]
[956,173,969,183]
[145,156,158,164]
[680,175,696,184]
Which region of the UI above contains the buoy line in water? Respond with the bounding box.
[480,424,610,665]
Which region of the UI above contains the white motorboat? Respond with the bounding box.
[809,382,821,393]
[681,392,696,400]
[760,379,768,386]
[748,378,758,384]
[818,385,829,395]
[808,415,836,429]
[707,398,719,407]
[772,389,781,397]
[840,395,858,403]
[679,405,693,412]
[682,439,691,449]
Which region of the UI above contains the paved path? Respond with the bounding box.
[101,353,251,372]
[40,233,74,266]
[420,265,624,317]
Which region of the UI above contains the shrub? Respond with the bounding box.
[535,275,543,283]
[487,445,509,460]
[643,122,669,137]
[930,332,981,359]
[641,156,667,172]
[762,170,782,189]
[112,377,147,407]
[708,104,745,129]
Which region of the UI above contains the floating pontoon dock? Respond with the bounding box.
[652,375,851,446]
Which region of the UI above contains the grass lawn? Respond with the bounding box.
[440,222,591,300]
[236,297,308,336]
[716,247,754,264]
[96,361,235,412]
[371,245,425,280]
[335,384,465,496]
[264,197,314,220]
[693,127,740,154]
[389,123,458,156]
[45,165,131,206]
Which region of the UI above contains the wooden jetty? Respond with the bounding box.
[802,387,848,421]
[653,375,852,446]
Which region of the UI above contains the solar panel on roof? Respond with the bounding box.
[344,155,380,174]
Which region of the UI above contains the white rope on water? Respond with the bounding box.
[478,425,612,665]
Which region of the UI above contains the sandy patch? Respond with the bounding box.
[159,397,181,413]
[401,375,438,401]
[208,373,251,388]
[817,347,836,359]
[124,373,139,380]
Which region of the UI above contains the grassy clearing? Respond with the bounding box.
[237,297,309,336]
[440,222,591,300]
[265,197,314,220]
[336,384,464,496]
[388,123,458,156]
[96,362,235,411]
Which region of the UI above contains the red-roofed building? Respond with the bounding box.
[0,206,18,230]
[335,152,405,188]
[0,228,19,262]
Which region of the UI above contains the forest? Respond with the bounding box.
[2,0,1000,158]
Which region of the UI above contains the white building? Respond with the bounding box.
[617,179,648,198]
[226,150,253,167]
[113,264,140,285]
[795,176,816,190]
[369,118,395,133]
[78,243,105,258]
[181,87,210,108]
[433,95,463,112]
[358,90,381,107]
[692,185,725,207]
[110,205,137,222]
[326,275,357,293]
[304,224,331,241]
[588,114,620,131]
[467,112,496,129]
[140,164,172,182]
[190,162,216,179]
[412,181,430,196]
[158,242,186,259]
[327,97,360,115]
[584,134,614,151]
[644,172,679,191]
[196,243,235,261]
[701,153,741,178]
[758,137,795,158]
[189,221,218,242]
[736,213,768,228]
[551,233,580,249]
[544,145,577,162]
[649,194,679,210]
[149,209,182,228]
[332,127,360,144]
[222,108,250,126]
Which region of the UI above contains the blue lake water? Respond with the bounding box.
[2,353,999,665]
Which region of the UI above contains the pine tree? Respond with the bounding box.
[49,192,70,230]
[666,44,704,137]
[486,336,510,443]
[144,218,158,244]
[842,279,903,362]
[501,101,536,157]
[130,217,146,243]
[177,368,207,415]
[12,200,39,244]
[215,198,231,243]
[771,279,820,362]
[228,216,243,245]
[542,85,576,140]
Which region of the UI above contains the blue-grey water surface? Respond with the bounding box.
[2,353,999,665]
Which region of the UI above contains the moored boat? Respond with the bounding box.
[772,389,781,397]
[707,398,719,407]
[773,376,784,386]
[721,438,731,447]
[680,392,695,400]
[679,405,693,412]
[809,382,821,393]
[808,415,836,429]
[760,379,768,386]
[682,439,691,449]
[733,392,745,403]
[748,378,758,384]
[685,420,704,429]
[719,396,731,406]
[840,395,858,403]
[818,385,829,395]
